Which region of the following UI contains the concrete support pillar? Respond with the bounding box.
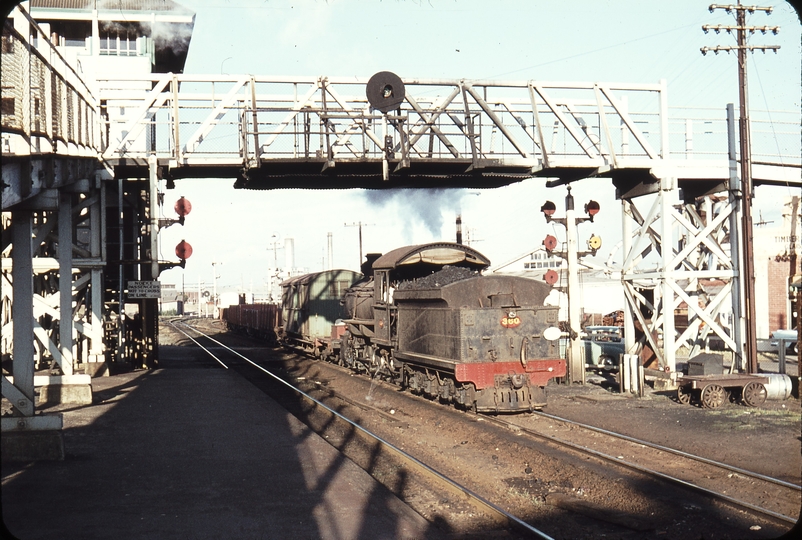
[2,211,63,459]
[11,211,35,413]
[58,191,74,376]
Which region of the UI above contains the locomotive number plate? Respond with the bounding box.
[500,315,521,328]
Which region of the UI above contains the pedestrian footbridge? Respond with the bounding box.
[2,3,799,444]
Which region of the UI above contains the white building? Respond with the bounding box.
[29,0,195,153]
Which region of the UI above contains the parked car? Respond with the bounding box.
[770,329,798,356]
[581,326,625,371]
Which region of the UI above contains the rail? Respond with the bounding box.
[97,74,666,166]
[172,319,554,539]
[482,411,801,525]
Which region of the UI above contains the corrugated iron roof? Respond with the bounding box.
[30,0,194,15]
[280,269,363,288]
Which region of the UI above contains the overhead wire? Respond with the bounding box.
[484,19,713,81]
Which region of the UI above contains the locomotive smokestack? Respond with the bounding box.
[361,253,382,277]
[456,215,463,245]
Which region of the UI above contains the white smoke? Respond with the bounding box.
[147,21,194,55]
[363,188,466,242]
[96,1,195,55]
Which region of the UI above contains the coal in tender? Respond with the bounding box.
[397,265,479,290]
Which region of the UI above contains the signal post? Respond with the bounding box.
[541,187,601,384]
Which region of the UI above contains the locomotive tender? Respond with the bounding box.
[224,242,566,413]
[339,242,565,412]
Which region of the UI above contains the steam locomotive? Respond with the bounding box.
[223,242,566,413]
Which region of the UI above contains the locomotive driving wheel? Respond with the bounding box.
[742,381,767,407]
[677,384,692,405]
[339,335,355,367]
[700,383,726,409]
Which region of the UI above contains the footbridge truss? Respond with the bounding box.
[96,72,798,192]
[2,2,800,445]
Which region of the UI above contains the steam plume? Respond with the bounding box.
[363,188,466,241]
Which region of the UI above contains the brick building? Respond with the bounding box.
[754,196,800,336]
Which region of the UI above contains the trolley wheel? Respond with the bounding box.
[742,381,767,407]
[700,384,726,409]
[677,384,692,405]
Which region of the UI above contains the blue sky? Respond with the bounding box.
[156,0,800,291]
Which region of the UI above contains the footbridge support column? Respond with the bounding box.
[2,211,65,461]
[618,170,746,389]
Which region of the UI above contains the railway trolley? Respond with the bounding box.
[676,373,770,408]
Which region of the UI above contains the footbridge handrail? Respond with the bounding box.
[91,72,799,188]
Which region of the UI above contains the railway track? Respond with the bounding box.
[488,411,801,525]
[169,318,799,537]
[302,356,801,527]
[169,318,554,539]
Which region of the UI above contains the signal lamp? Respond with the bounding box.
[174,197,192,217]
[175,240,193,260]
[584,200,600,219]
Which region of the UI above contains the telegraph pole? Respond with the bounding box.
[345,222,374,267]
[211,262,222,318]
[702,1,780,374]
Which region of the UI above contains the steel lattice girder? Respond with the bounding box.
[619,183,745,373]
[96,75,670,177]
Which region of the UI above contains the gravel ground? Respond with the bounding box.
[162,319,802,539]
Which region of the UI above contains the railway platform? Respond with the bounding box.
[1,345,443,540]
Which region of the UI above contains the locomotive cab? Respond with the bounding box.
[371,268,395,346]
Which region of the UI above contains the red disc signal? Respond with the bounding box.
[174,197,192,217]
[584,200,600,217]
[544,269,559,285]
[543,234,558,251]
[175,240,193,260]
[540,201,556,217]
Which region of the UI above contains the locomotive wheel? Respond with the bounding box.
[700,384,726,409]
[742,381,767,407]
[340,339,355,367]
[677,384,692,405]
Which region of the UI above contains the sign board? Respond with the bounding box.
[128,280,161,299]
